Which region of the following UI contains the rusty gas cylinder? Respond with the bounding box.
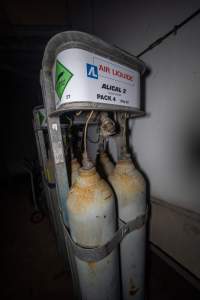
[109,155,146,300]
[99,151,115,177]
[67,166,121,300]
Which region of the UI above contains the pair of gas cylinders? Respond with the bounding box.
[68,152,146,300]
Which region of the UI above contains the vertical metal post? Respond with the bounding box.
[41,70,80,299]
[33,108,64,255]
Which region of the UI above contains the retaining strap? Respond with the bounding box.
[63,205,149,262]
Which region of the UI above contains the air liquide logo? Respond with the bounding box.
[55,60,73,100]
[86,63,98,79]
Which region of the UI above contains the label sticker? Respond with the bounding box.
[52,141,64,164]
[53,49,140,109]
[36,108,47,127]
[38,110,45,126]
[55,60,73,100]
[52,123,58,131]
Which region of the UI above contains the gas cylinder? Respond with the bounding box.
[71,158,80,185]
[99,151,115,177]
[109,154,146,300]
[67,166,121,300]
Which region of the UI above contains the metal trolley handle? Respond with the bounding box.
[63,206,149,262]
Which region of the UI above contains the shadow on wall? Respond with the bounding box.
[128,62,151,204]
[140,64,151,113]
[128,65,152,288]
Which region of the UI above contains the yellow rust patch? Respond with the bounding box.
[68,179,113,214]
[110,160,145,194]
[110,173,144,195]
[129,278,139,296]
[88,261,96,270]
[68,185,95,213]
[104,194,112,201]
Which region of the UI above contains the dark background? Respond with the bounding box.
[0,0,96,181]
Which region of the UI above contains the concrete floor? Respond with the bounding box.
[1,175,200,299]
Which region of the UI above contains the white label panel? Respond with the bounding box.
[53,48,140,110]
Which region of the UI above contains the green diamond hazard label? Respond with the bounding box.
[38,111,45,126]
[55,60,73,100]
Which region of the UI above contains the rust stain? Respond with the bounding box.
[119,174,144,193]
[68,173,113,214]
[109,162,145,205]
[104,194,112,200]
[71,160,80,170]
[129,278,139,296]
[68,186,95,213]
[112,160,145,191]
[88,261,96,270]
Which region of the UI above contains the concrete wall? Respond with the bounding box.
[92,0,200,277]
[94,0,200,213]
